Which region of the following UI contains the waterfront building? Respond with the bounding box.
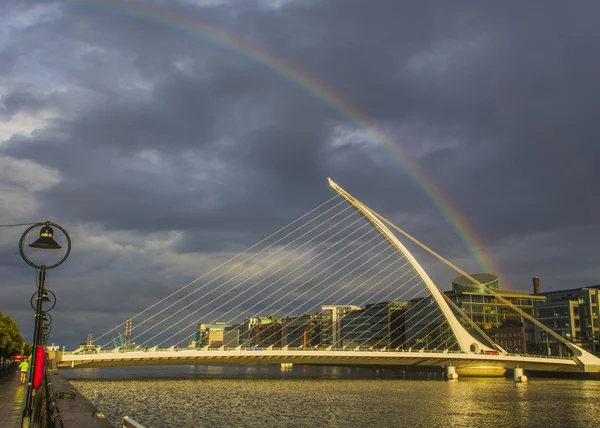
[280,313,329,347]
[448,274,545,330]
[223,325,240,348]
[534,284,600,355]
[404,274,545,351]
[491,320,526,353]
[238,316,282,347]
[321,305,361,348]
[340,302,408,349]
[195,323,231,348]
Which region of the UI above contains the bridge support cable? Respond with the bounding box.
[361,192,600,370]
[328,178,494,354]
[101,198,352,348]
[429,326,454,351]
[105,198,355,348]
[434,334,459,352]
[162,223,383,348]
[243,245,409,349]
[93,195,344,346]
[272,264,414,350]
[205,235,391,348]
[391,301,447,350]
[257,257,411,349]
[126,205,362,348]
[144,207,393,348]
[370,303,455,351]
[105,200,359,348]
[395,309,447,351]
[439,291,503,352]
[337,290,439,350]
[304,270,421,349]
[324,272,422,350]
[317,275,423,349]
[139,210,373,348]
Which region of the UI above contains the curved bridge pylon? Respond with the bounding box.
[327,178,600,374]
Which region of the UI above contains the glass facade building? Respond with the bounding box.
[534,285,600,355]
[403,274,546,351]
[339,302,408,349]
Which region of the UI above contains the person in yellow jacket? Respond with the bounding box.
[18,358,29,386]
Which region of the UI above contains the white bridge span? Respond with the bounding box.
[58,349,582,374]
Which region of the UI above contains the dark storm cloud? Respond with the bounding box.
[1,0,599,347]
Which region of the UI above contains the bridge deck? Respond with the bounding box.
[58,349,579,372]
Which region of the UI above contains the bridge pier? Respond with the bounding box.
[513,367,528,383]
[444,366,458,380]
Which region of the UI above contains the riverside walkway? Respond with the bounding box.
[0,364,112,427]
[49,372,113,427]
[0,364,25,428]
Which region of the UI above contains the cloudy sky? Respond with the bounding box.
[1,0,599,349]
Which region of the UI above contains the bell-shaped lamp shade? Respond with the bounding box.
[41,291,51,303]
[29,226,62,249]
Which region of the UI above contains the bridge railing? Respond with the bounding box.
[62,347,573,360]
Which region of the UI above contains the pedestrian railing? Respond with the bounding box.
[43,368,64,428]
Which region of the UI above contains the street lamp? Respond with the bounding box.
[19,222,71,428]
[40,313,52,347]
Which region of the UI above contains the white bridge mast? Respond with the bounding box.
[328,178,495,354]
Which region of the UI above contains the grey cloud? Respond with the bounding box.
[1,0,599,348]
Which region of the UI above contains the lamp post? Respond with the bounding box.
[19,222,71,428]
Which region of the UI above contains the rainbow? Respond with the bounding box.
[75,0,503,281]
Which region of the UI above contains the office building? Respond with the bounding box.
[321,305,361,348]
[340,302,408,349]
[534,284,600,355]
[195,323,231,348]
[280,313,329,347]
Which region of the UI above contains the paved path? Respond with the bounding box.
[1,366,114,427]
[50,372,113,427]
[0,364,26,428]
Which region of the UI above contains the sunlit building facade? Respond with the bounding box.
[404,274,545,351]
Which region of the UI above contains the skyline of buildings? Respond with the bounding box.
[190,275,600,356]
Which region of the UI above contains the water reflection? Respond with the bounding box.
[63,365,599,428]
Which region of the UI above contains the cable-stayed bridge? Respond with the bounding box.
[57,179,600,377]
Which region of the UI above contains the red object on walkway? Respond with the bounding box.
[33,346,46,389]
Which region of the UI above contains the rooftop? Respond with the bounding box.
[537,284,600,296]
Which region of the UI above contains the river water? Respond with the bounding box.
[62,365,599,427]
